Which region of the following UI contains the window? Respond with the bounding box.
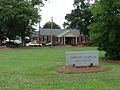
[33,37,37,40]
[44,36,48,41]
[57,37,58,42]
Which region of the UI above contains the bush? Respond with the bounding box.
[42,41,51,46]
[71,44,77,46]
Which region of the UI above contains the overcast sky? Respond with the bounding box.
[37,0,74,29]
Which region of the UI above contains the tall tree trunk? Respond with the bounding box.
[21,21,29,46]
[21,35,25,46]
[21,27,26,46]
[0,40,2,45]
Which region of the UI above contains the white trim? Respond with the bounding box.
[57,30,79,37]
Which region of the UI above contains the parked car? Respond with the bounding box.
[45,42,59,46]
[6,41,21,48]
[26,42,42,46]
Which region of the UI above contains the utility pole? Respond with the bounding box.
[38,5,41,46]
[38,19,41,46]
[51,17,53,46]
[51,17,53,29]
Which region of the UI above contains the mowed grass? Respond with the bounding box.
[0,47,120,90]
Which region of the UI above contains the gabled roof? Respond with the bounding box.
[32,29,80,37]
[57,30,79,37]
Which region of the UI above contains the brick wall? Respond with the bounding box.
[31,35,87,45]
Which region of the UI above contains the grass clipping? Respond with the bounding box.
[55,65,108,74]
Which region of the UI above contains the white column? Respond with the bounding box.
[58,37,60,42]
[72,38,74,44]
[31,37,33,41]
[37,37,39,41]
[76,37,77,44]
[79,36,82,42]
[64,37,65,45]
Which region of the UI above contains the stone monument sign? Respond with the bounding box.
[66,51,99,66]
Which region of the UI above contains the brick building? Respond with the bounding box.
[30,29,87,45]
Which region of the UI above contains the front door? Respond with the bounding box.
[65,37,73,45]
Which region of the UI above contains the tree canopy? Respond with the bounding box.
[88,0,120,59]
[43,21,61,29]
[0,0,45,46]
[64,0,93,35]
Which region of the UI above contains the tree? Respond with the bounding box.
[64,0,93,35]
[0,0,45,46]
[14,1,39,46]
[88,0,120,59]
[43,21,61,29]
[15,0,45,46]
[0,0,20,42]
[0,25,6,43]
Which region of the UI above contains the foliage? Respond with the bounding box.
[0,25,6,41]
[64,0,93,35]
[15,1,39,46]
[42,40,51,46]
[88,0,120,59]
[43,21,61,29]
[0,0,17,40]
[0,0,45,46]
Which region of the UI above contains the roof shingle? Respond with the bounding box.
[32,29,80,37]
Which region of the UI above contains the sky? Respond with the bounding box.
[37,0,74,30]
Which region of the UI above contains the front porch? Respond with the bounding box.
[56,37,78,45]
[57,30,80,45]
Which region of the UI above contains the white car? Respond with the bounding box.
[45,42,52,46]
[26,42,42,46]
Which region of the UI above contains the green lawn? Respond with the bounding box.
[0,47,120,90]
